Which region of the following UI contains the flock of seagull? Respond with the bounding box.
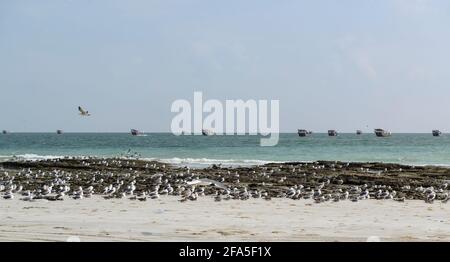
[280,182,449,204]
[0,158,449,204]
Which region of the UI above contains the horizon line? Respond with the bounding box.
[0,131,446,134]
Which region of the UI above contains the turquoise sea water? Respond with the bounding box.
[1,133,450,167]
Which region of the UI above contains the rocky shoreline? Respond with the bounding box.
[1,157,449,203]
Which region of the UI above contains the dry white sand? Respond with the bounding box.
[0,196,449,242]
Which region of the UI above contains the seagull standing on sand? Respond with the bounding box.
[426,191,436,203]
[286,187,296,199]
[333,193,341,202]
[138,192,147,201]
[441,193,449,203]
[181,186,193,200]
[342,191,349,200]
[214,191,222,202]
[313,189,322,198]
[21,190,34,201]
[78,106,91,116]
[3,190,14,200]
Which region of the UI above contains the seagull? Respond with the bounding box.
[313,189,322,198]
[393,197,405,202]
[21,190,34,201]
[286,187,296,199]
[214,191,222,202]
[333,193,341,202]
[78,106,91,116]
[73,191,83,200]
[441,193,449,203]
[341,191,349,200]
[138,192,147,201]
[186,178,226,190]
[3,191,14,200]
[188,192,198,201]
[426,192,436,203]
[360,189,370,199]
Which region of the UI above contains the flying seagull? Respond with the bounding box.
[78,106,91,116]
[186,178,227,190]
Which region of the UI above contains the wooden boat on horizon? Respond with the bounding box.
[374,128,391,137]
[298,129,312,137]
[131,129,145,136]
[328,130,338,136]
[202,129,215,136]
[432,130,442,137]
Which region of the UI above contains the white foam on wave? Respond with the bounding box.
[2,153,450,168]
[142,157,283,167]
[3,154,66,161]
[0,154,281,167]
[0,155,12,162]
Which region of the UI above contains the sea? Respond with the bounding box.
[1,133,450,167]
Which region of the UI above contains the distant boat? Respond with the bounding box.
[131,129,145,136]
[202,129,215,136]
[374,129,391,137]
[2,130,7,134]
[432,130,442,137]
[356,130,363,135]
[56,130,63,135]
[328,130,338,136]
[298,129,312,137]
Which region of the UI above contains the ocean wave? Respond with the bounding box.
[0,155,12,161]
[0,154,279,167]
[0,154,68,162]
[16,154,67,161]
[141,157,282,167]
[2,153,450,168]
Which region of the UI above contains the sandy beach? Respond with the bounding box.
[2,158,450,242]
[1,196,449,242]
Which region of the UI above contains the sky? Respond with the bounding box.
[1,0,450,133]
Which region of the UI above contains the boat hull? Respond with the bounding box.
[297,130,310,137]
[131,129,144,136]
[432,130,442,137]
[202,129,215,136]
[328,130,338,136]
[374,129,391,137]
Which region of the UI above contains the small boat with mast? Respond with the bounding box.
[56,130,63,135]
[374,128,391,137]
[432,130,442,137]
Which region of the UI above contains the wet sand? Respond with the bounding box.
[1,196,449,242]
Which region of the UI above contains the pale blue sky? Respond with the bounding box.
[1,0,450,132]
